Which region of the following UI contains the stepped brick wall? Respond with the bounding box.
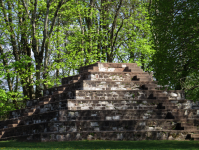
[1,62,199,142]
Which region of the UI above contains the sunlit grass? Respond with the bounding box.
[0,140,199,150]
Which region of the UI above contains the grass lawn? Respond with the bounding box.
[0,140,199,150]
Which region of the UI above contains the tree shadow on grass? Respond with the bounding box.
[0,140,199,150]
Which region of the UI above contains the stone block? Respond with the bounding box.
[1,62,198,142]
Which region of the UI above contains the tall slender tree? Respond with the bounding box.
[148,0,199,101]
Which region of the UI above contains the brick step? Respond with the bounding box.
[8,102,193,120]
[74,103,157,106]
[67,114,186,120]
[182,126,197,130]
[4,113,197,130]
[164,106,178,109]
[87,66,99,71]
[0,131,4,139]
[57,87,66,91]
[82,80,156,91]
[74,115,168,120]
[0,62,195,142]
[133,73,152,77]
[74,103,160,107]
[132,76,151,80]
[68,106,159,110]
[193,138,199,141]
[0,131,5,139]
[61,72,157,85]
[43,97,51,102]
[11,107,198,123]
[186,133,199,141]
[169,100,187,103]
[69,99,171,102]
[12,119,21,124]
[171,111,188,115]
[87,69,146,73]
[155,97,169,100]
[171,116,188,119]
[24,112,34,116]
[128,65,142,68]
[1,129,196,142]
[43,86,64,96]
[66,114,194,120]
[10,98,175,119]
[181,122,194,126]
[154,93,168,97]
[43,80,80,96]
[2,119,198,127]
[76,90,170,100]
[39,101,50,106]
[159,103,176,106]
[72,104,176,109]
[191,134,199,138]
[87,63,137,68]
[0,131,5,135]
[29,99,173,110]
[134,73,152,77]
[162,102,176,105]
[10,98,190,120]
[80,63,141,73]
[95,81,157,90]
[10,98,189,120]
[86,68,127,73]
[142,84,157,88]
[63,72,150,80]
[1,119,197,135]
[68,80,78,84]
[53,91,63,95]
[39,100,50,105]
[38,98,51,105]
[65,109,198,116]
[143,84,157,90]
[138,78,152,81]
[28,108,36,113]
[7,124,18,128]
[191,115,199,119]
[72,104,163,109]
[73,76,81,80]
[128,68,143,72]
[26,98,41,107]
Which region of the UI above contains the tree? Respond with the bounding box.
[0,0,154,119]
[62,0,154,71]
[0,0,73,119]
[114,0,154,71]
[148,0,199,101]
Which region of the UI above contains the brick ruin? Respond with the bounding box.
[1,62,199,142]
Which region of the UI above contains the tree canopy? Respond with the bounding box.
[1,0,198,120]
[148,0,199,101]
[0,0,154,119]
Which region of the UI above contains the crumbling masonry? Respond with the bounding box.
[1,62,199,142]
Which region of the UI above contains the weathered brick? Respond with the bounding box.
[0,62,198,142]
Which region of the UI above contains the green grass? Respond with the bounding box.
[0,140,199,150]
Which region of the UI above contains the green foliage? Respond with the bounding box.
[114,1,155,72]
[0,89,23,117]
[180,72,199,102]
[0,52,29,116]
[148,0,199,101]
[0,0,155,116]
